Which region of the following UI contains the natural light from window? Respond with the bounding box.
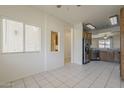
[25,24,41,52]
[99,39,110,48]
[3,19,23,53]
[2,19,41,53]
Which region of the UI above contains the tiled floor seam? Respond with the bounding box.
[1,61,120,88]
[88,64,112,88]
[86,63,110,88]
[104,63,115,88]
[22,78,27,88]
[72,63,105,87]
[46,71,71,88]
[32,76,41,88]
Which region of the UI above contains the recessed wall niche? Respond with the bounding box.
[51,31,59,52]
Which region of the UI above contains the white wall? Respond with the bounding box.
[112,33,120,49]
[45,15,65,70]
[0,6,69,84]
[73,23,83,65]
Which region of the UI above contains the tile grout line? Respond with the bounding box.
[46,72,70,88]
[3,61,120,88]
[91,63,115,88]
[32,76,41,88]
[104,63,115,88]
[72,62,105,88]
[73,62,99,78]
[10,81,12,88]
[40,73,58,88]
[71,64,100,87]
[22,78,27,88]
[88,64,112,88]
[51,66,85,88]
[116,64,121,88]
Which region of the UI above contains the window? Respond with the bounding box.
[2,19,41,53]
[99,39,110,48]
[3,19,23,53]
[25,25,41,52]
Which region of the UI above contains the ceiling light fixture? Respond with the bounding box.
[76,5,81,7]
[56,5,62,8]
[86,23,96,30]
[109,15,118,26]
[56,5,81,8]
[103,34,108,39]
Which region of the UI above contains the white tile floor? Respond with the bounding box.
[1,61,124,88]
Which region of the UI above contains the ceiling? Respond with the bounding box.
[92,26,120,38]
[92,31,120,38]
[33,5,123,29]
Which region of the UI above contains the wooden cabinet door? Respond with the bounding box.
[120,8,124,79]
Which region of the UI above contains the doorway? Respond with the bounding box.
[64,27,71,64]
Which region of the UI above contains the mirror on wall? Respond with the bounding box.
[51,31,59,52]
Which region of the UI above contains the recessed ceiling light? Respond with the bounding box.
[86,24,96,30]
[109,15,118,26]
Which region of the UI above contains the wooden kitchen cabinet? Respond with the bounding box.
[83,32,92,44]
[99,50,117,62]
